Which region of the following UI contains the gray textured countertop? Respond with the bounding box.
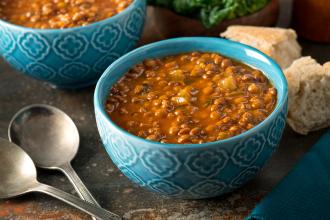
[0,0,329,219]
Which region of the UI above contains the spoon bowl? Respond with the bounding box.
[8,104,79,168]
[0,138,37,198]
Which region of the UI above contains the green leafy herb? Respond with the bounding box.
[204,98,213,107]
[148,0,270,28]
[184,77,195,85]
[142,83,151,93]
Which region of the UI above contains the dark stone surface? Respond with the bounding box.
[0,0,329,219]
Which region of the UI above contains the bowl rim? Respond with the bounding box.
[94,37,288,149]
[0,0,144,32]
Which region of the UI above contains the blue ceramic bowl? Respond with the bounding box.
[94,37,288,199]
[0,0,146,89]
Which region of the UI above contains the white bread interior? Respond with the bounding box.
[284,57,330,134]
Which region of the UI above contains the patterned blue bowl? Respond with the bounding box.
[94,37,288,199]
[0,0,146,89]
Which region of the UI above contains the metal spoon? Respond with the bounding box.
[8,104,120,220]
[0,138,118,219]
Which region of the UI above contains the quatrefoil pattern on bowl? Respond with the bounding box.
[53,33,88,60]
[124,7,145,40]
[185,149,229,178]
[0,27,15,56]
[59,62,90,80]
[189,180,227,198]
[18,32,50,61]
[109,133,139,167]
[141,149,181,178]
[26,62,56,80]
[118,165,146,187]
[96,116,139,167]
[231,133,267,167]
[267,102,288,149]
[91,23,122,53]
[148,179,183,196]
[230,166,261,189]
[5,56,26,73]
[93,53,121,73]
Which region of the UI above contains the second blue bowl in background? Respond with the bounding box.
[0,0,146,88]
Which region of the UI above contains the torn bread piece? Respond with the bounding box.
[284,57,330,134]
[221,26,302,68]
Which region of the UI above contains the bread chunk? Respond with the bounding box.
[221,26,302,68]
[285,57,330,134]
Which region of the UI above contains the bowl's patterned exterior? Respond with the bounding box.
[95,102,287,199]
[0,0,146,88]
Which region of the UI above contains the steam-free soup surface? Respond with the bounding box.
[106,52,277,144]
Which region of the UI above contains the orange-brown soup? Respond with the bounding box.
[106,52,277,144]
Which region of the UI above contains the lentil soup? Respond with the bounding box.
[106,52,277,144]
[0,0,133,29]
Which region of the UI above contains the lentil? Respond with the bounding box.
[106,52,277,144]
[0,0,132,29]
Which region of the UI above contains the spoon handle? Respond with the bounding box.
[33,183,121,220]
[59,163,100,206]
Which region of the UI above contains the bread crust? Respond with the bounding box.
[221,25,302,68]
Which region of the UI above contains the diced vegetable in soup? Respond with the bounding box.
[0,0,133,29]
[106,52,277,144]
